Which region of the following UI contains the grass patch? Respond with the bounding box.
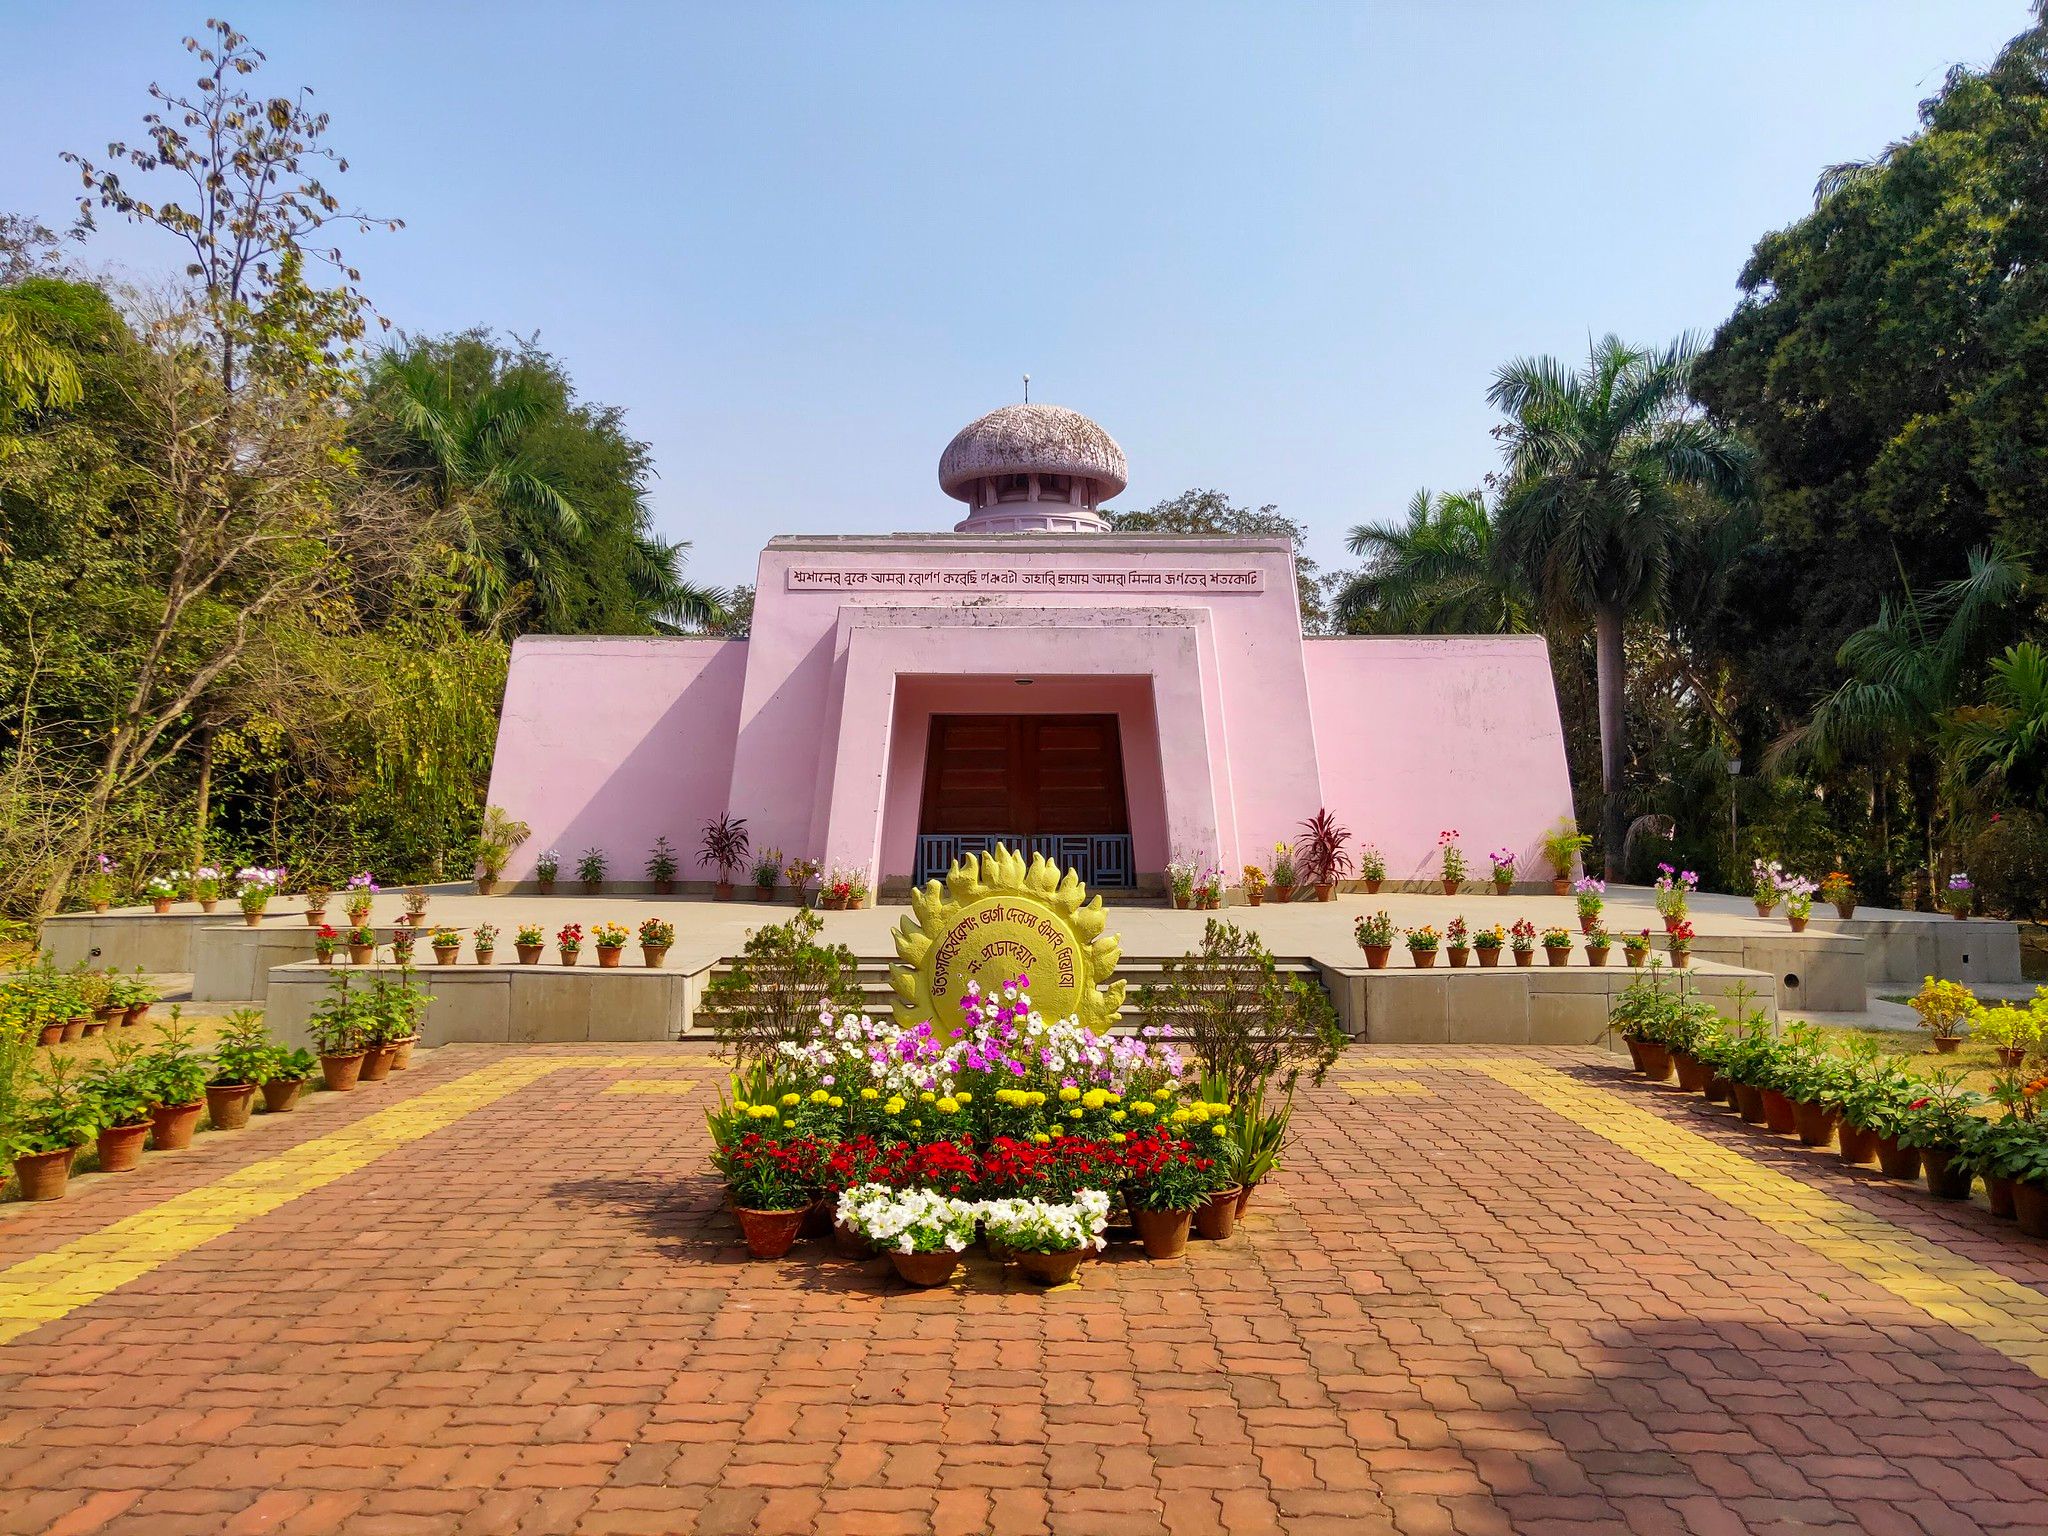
[1803,1023,2020,1096]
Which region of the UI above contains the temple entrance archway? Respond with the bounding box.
[915,713,1133,886]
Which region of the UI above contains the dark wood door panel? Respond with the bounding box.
[919,714,1129,836]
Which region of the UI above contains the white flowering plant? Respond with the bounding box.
[978,1191,1111,1255]
[835,1184,980,1255]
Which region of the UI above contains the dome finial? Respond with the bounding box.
[938,402,1127,533]
[1022,373,1030,404]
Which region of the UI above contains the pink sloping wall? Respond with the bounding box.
[483,636,748,882]
[1303,636,1578,883]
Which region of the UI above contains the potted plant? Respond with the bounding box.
[1404,925,1440,969]
[343,873,377,926]
[1565,878,1601,936]
[1240,864,1268,907]
[1356,845,1385,894]
[848,873,871,911]
[1819,870,1856,920]
[191,866,223,912]
[717,1131,822,1260]
[1437,830,1465,895]
[473,805,531,894]
[1940,872,1974,919]
[1971,1002,2037,1070]
[1508,919,1537,967]
[5,1059,97,1201]
[1653,864,1697,931]
[1830,1054,1915,1168]
[576,848,608,895]
[143,873,178,914]
[1541,820,1590,894]
[556,922,584,966]
[534,849,559,895]
[1488,848,1516,894]
[259,1048,317,1114]
[114,970,157,1028]
[1907,976,1973,1054]
[1990,1120,2048,1237]
[784,856,820,907]
[591,920,630,968]
[1269,842,1298,903]
[390,928,416,966]
[1750,858,1785,917]
[1196,866,1224,910]
[848,1185,981,1286]
[141,1014,210,1150]
[646,835,680,895]
[400,887,430,927]
[1445,916,1471,967]
[344,924,376,965]
[1166,860,1195,909]
[1120,1129,1215,1259]
[1473,924,1504,967]
[1782,876,1817,933]
[81,1042,153,1172]
[418,925,456,965]
[699,814,750,900]
[1622,930,1652,967]
[981,1191,1111,1284]
[514,924,545,964]
[1668,920,1695,968]
[1194,1158,1242,1243]
[308,973,368,1091]
[1298,810,1353,901]
[1540,926,1573,967]
[1353,910,1395,969]
[235,866,281,926]
[473,922,498,965]
[205,1008,272,1131]
[378,970,430,1071]
[639,917,674,968]
[1584,926,1612,967]
[1895,1074,1985,1199]
[751,849,782,902]
[81,854,116,913]
[302,881,332,926]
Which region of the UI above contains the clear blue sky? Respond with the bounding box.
[1,2,2030,591]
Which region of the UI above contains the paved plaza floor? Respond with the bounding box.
[2,1044,2046,1535]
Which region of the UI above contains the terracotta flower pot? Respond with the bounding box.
[1361,945,1390,970]
[1621,1036,1648,1073]
[1271,884,1295,902]
[1441,880,1460,896]
[1987,1173,2017,1220]
[1513,949,1534,967]
[124,1003,148,1027]
[596,946,623,969]
[716,882,736,902]
[754,885,775,902]
[2013,1180,2048,1239]
[1476,948,1500,966]
[475,949,495,965]
[348,944,375,965]
[1586,946,1610,967]
[1997,1047,2027,1069]
[1792,1100,1838,1148]
[1246,892,1262,906]
[1195,1186,1242,1241]
[1833,901,1857,920]
[1551,877,1570,896]
[582,880,603,896]
[321,1051,366,1092]
[1234,1180,1259,1219]
[1015,1248,1087,1286]
[96,1121,150,1171]
[1837,1123,1878,1165]
[1673,1052,1712,1094]
[1493,879,1513,896]
[92,900,109,912]
[653,878,676,896]
[81,1018,105,1038]
[1932,1037,1961,1054]
[1447,948,1469,967]
[1874,1134,1921,1181]
[261,1079,304,1114]
[304,909,327,927]
[1761,1088,1797,1134]
[1544,947,1570,966]
[1623,947,1650,968]
[1364,879,1382,895]
[149,1100,203,1150]
[12,1146,77,1201]
[1753,902,1775,918]
[152,899,172,914]
[359,1044,396,1082]
[432,946,459,965]
[1672,950,1693,969]
[1315,883,1336,902]
[735,1206,806,1259]
[642,945,670,968]
[832,1218,876,1259]
[205,1082,257,1131]
[391,1037,416,1071]
[243,911,263,927]
[1409,949,1436,968]
[62,1017,85,1042]
[1663,915,1683,933]
[1733,1083,1767,1123]
[475,877,496,895]
[558,946,579,966]
[1704,1072,1733,1104]
[1785,914,1808,933]
[1132,1208,1192,1259]
[890,1249,961,1287]
[536,877,556,895]
[515,944,542,964]
[198,898,217,913]
[1173,894,1190,910]
[36,1022,63,1046]
[1638,1041,1673,1083]
[1923,1146,1973,1200]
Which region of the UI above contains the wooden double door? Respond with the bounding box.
[918,714,1131,839]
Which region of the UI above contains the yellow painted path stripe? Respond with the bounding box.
[602,1078,700,1095]
[1458,1059,2048,1378]
[0,1053,691,1345]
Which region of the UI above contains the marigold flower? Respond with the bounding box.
[1059,1086,1080,1102]
[780,1093,800,1107]
[860,1087,879,1101]
[809,1089,829,1104]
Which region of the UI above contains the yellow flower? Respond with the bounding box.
[828,1095,843,1109]
[1111,1132,1128,1144]
[1048,1125,1063,1138]
[1159,1083,1177,1097]
[1110,1110,1126,1123]
[808,1089,829,1104]
[1210,1123,1228,1136]
[1132,1102,1156,1116]
[860,1087,879,1101]
[911,1119,922,1128]
[955,1091,972,1105]
[885,1097,906,1115]
[1082,1089,1108,1110]
[1207,1101,1230,1117]
[1105,1091,1121,1104]
[937,1097,960,1114]
[1068,1107,1084,1120]
[1027,1091,1046,1107]
[1058,1085,1080,1102]
[779,1092,800,1107]
[1032,1132,1051,1145]
[920,1090,936,1104]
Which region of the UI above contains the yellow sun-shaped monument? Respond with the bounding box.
[888,844,1125,1035]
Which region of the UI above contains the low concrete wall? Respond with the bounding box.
[262,959,714,1053]
[41,911,218,973]
[1820,916,2023,987]
[192,922,325,1001]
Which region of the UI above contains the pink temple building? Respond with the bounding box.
[485,403,1577,894]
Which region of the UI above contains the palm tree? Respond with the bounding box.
[1334,489,1530,634]
[1951,642,2048,811]
[1489,334,1752,877]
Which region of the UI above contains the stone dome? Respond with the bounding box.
[938,404,1128,505]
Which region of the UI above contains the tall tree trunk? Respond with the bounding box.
[190,726,215,871]
[1593,602,1628,880]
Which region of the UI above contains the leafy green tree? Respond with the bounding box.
[1111,489,1330,632]
[1333,489,1529,634]
[1489,335,1753,875]
[1952,642,2048,811]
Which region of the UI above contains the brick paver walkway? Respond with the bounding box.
[2,1044,2047,1535]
